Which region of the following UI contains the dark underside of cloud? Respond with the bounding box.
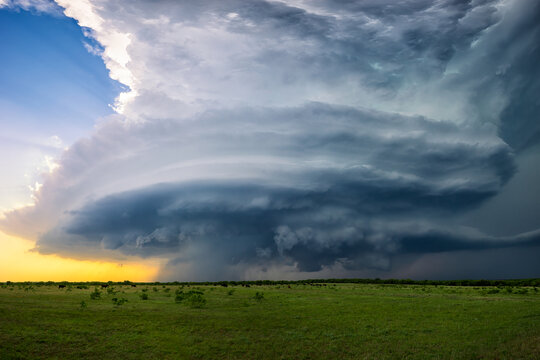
[2,0,540,280]
[36,180,540,278]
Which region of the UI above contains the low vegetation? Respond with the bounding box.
[0,280,539,359]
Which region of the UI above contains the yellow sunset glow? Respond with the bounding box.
[0,231,160,282]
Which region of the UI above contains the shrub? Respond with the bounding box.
[80,300,87,309]
[175,290,206,308]
[174,289,186,303]
[112,297,128,306]
[153,287,159,292]
[187,293,206,308]
[107,287,116,295]
[254,292,264,301]
[175,292,185,303]
[90,288,101,300]
[227,289,235,296]
[140,293,149,300]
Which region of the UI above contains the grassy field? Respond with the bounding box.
[0,282,539,359]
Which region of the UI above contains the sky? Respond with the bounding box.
[0,0,539,281]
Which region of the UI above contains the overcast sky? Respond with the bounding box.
[1,0,539,281]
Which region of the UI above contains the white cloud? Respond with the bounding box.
[55,0,136,112]
[51,0,506,122]
[0,0,61,13]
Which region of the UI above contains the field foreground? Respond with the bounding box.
[0,282,539,359]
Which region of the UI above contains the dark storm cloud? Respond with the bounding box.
[495,1,540,151]
[36,178,539,275]
[24,103,517,277]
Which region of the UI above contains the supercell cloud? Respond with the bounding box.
[2,0,540,280]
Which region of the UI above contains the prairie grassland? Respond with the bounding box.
[0,283,539,359]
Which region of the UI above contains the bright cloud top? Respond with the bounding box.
[2,0,540,280]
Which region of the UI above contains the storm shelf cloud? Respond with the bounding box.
[2,0,540,280]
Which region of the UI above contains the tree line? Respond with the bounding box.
[2,278,539,287]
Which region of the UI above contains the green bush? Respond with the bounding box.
[187,293,206,308]
[175,292,185,303]
[140,293,149,300]
[175,290,206,307]
[254,292,264,301]
[227,289,235,296]
[90,288,101,300]
[174,289,186,303]
[112,297,128,306]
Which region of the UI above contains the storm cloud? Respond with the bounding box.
[2,0,540,280]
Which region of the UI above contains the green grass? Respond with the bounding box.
[0,283,539,359]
